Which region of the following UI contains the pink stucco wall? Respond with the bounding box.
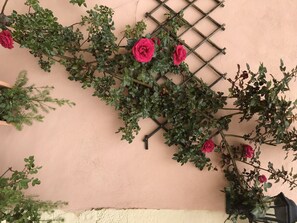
[1,0,297,211]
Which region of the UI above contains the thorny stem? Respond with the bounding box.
[86,61,97,64]
[220,107,241,111]
[80,35,90,47]
[209,129,221,139]
[224,134,277,146]
[238,160,269,172]
[117,36,125,47]
[261,141,277,146]
[223,112,243,118]
[225,134,250,140]
[0,167,12,178]
[1,0,9,14]
[109,73,152,88]
[67,22,82,28]
[220,131,245,188]
[54,54,74,61]
[237,160,297,188]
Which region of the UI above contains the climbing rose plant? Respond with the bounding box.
[2,0,297,222]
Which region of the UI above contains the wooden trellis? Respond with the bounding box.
[143,0,226,149]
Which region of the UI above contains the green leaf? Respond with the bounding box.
[69,0,87,7]
[32,178,41,186]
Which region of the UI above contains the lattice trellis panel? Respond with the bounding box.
[143,0,226,149]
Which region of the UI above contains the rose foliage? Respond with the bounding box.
[2,0,297,222]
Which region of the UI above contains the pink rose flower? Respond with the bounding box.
[0,30,14,49]
[201,139,215,153]
[173,44,186,66]
[258,175,267,183]
[243,145,254,158]
[132,38,155,63]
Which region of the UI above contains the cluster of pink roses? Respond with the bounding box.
[243,145,267,183]
[200,141,256,158]
[0,30,14,49]
[200,141,267,183]
[132,37,187,66]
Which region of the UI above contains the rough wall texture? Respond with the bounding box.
[41,209,246,223]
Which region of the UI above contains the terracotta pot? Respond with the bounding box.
[0,80,12,126]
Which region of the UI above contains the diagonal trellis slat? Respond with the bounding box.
[143,0,226,149]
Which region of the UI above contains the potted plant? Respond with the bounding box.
[0,71,74,130]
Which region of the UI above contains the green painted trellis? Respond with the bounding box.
[143,0,226,149]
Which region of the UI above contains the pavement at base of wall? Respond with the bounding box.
[35,209,247,223]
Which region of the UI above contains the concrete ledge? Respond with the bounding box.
[39,209,248,223]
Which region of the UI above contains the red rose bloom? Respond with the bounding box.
[0,30,14,49]
[258,175,267,183]
[173,44,186,66]
[201,139,215,153]
[132,38,155,63]
[243,145,254,158]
